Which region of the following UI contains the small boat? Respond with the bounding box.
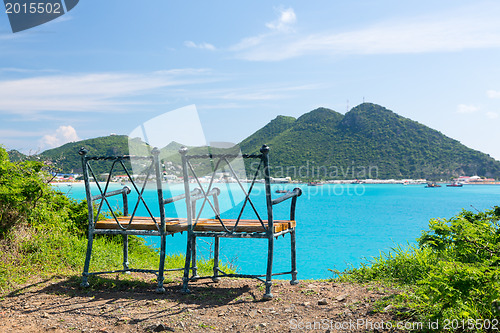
[275,189,289,193]
[307,182,323,186]
[446,182,463,187]
[425,182,441,188]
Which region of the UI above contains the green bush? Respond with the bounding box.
[336,208,500,331]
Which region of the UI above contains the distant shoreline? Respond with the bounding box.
[49,180,500,186]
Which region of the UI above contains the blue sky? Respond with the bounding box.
[1,1,500,159]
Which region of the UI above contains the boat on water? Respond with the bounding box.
[446,182,463,187]
[275,189,289,193]
[307,182,323,186]
[425,182,441,188]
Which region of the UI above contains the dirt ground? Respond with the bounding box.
[0,274,407,332]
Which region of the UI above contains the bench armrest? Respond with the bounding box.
[190,187,220,202]
[271,187,302,205]
[163,187,220,205]
[164,188,201,204]
[271,187,302,221]
[91,186,131,201]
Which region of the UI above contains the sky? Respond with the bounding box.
[1,1,500,159]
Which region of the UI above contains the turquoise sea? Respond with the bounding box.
[54,183,500,280]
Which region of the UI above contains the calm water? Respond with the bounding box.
[55,183,500,280]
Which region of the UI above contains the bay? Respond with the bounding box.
[54,182,500,280]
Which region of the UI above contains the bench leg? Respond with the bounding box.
[81,232,94,288]
[263,236,274,300]
[122,235,130,273]
[212,236,220,282]
[290,229,298,285]
[156,235,166,293]
[191,236,199,279]
[182,233,193,294]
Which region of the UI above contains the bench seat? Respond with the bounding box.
[190,219,296,233]
[95,217,295,233]
[95,217,189,232]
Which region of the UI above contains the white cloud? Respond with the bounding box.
[487,90,500,98]
[0,129,43,137]
[184,83,320,102]
[0,67,59,74]
[486,111,499,119]
[0,69,214,114]
[0,33,16,40]
[265,8,296,32]
[230,4,500,61]
[39,125,79,149]
[457,104,479,114]
[184,41,216,51]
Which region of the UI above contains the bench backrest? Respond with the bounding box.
[79,147,168,233]
[179,144,300,234]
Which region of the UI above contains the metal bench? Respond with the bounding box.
[78,147,203,292]
[179,144,302,299]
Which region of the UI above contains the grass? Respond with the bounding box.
[0,223,234,293]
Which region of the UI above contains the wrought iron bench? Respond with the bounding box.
[78,147,210,292]
[179,144,302,299]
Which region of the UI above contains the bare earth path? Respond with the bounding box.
[0,275,403,332]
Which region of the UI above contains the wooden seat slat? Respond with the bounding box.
[95,217,296,233]
[192,218,295,233]
[95,217,190,232]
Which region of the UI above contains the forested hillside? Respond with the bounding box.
[240,103,500,180]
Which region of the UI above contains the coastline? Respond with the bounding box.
[49,180,500,186]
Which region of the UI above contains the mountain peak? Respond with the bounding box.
[239,114,296,149]
[296,107,343,125]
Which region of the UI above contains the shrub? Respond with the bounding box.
[336,207,500,330]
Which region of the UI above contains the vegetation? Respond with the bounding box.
[6,149,27,162]
[9,103,500,180]
[0,146,223,293]
[335,207,500,331]
[240,103,500,180]
[38,134,136,175]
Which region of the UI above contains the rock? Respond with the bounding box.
[302,302,311,307]
[383,304,393,312]
[318,299,329,305]
[118,317,131,322]
[259,323,267,328]
[335,294,347,302]
[284,307,293,313]
[153,323,173,332]
[218,312,225,317]
[248,310,257,318]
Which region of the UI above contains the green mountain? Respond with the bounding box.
[240,103,500,180]
[7,149,27,162]
[20,102,500,180]
[38,135,143,175]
